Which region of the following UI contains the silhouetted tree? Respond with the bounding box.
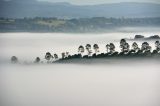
[131,42,140,53]
[61,52,66,59]
[141,42,152,53]
[78,45,85,56]
[45,52,53,62]
[155,41,160,52]
[120,39,130,53]
[120,39,126,52]
[66,52,69,58]
[93,44,99,54]
[124,43,130,52]
[85,44,92,56]
[148,35,160,39]
[109,43,116,54]
[106,44,110,53]
[134,35,144,39]
[54,54,58,60]
[11,56,18,63]
[34,57,40,63]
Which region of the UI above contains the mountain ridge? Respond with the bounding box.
[0,0,160,18]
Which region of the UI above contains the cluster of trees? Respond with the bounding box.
[58,39,160,61]
[11,39,160,63]
[77,39,158,57]
[1,17,160,32]
[134,35,160,39]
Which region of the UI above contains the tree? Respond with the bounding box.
[124,43,130,53]
[141,42,151,53]
[78,45,85,55]
[61,52,66,59]
[134,35,144,39]
[155,41,160,52]
[132,42,140,52]
[34,57,40,63]
[54,54,58,60]
[66,52,69,58]
[93,44,99,54]
[45,52,53,62]
[148,35,160,39]
[11,56,18,63]
[120,39,126,52]
[85,44,92,56]
[109,43,116,54]
[106,44,110,53]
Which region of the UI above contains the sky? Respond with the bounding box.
[38,0,160,5]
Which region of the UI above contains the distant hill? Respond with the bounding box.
[0,17,160,32]
[0,0,160,18]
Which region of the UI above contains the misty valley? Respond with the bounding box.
[0,32,160,106]
[1,0,160,106]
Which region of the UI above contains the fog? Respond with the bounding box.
[0,32,159,62]
[0,32,160,106]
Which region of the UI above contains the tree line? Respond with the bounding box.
[11,39,160,64]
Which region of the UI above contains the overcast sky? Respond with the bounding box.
[38,0,160,5]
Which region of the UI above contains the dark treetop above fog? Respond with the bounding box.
[1,0,160,18]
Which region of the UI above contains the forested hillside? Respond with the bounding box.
[0,17,160,32]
